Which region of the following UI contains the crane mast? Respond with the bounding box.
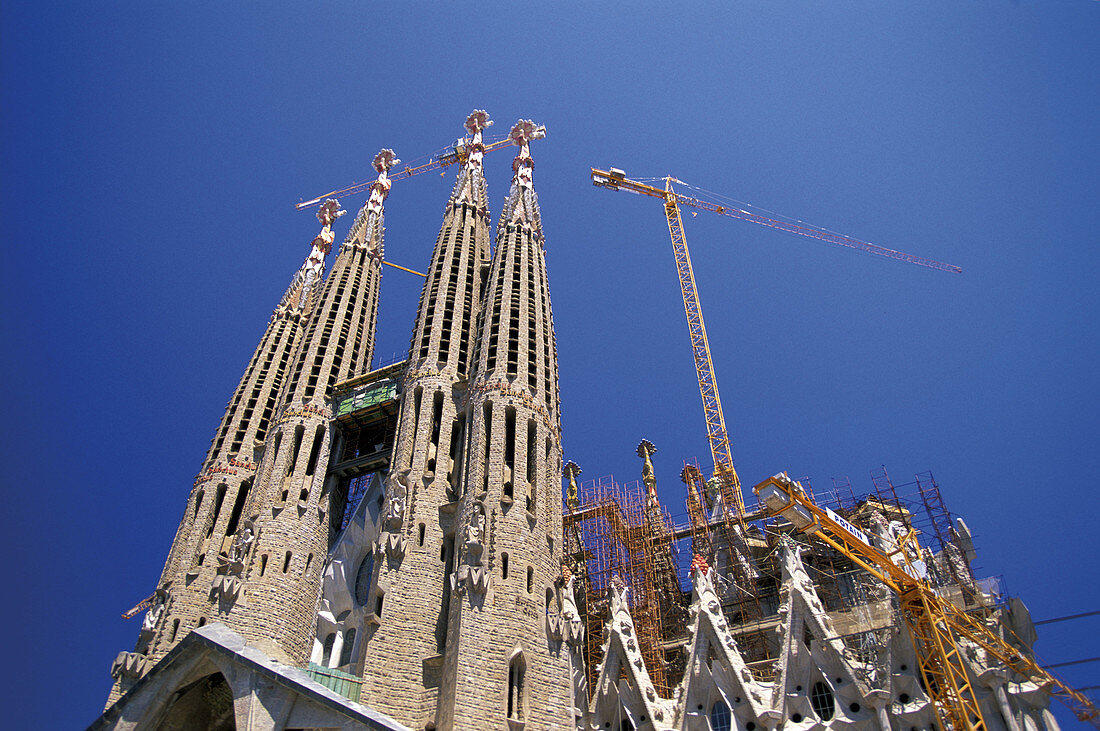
[661,178,745,515]
[592,166,964,519]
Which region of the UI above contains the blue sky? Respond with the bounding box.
[2,3,1097,727]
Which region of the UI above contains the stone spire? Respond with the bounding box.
[358,113,496,726]
[438,120,573,730]
[106,200,347,704]
[221,150,395,665]
[203,198,346,471]
[282,149,396,403]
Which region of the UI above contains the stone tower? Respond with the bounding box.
[107,200,346,701]
[437,119,573,729]
[363,111,495,726]
[229,149,395,664]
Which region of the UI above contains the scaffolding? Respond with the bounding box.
[564,461,1000,697]
[564,475,678,698]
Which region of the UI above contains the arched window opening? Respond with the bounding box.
[418,523,426,546]
[811,681,835,720]
[197,617,207,628]
[207,484,228,537]
[427,391,443,474]
[710,701,732,731]
[169,619,180,643]
[283,551,292,573]
[507,654,526,721]
[526,566,534,593]
[193,491,205,518]
[447,415,465,486]
[224,480,250,538]
[482,401,493,494]
[304,553,313,574]
[503,407,516,500]
[408,387,423,468]
[304,424,325,476]
[321,632,336,666]
[287,425,305,476]
[502,552,510,579]
[526,420,537,484]
[339,628,356,666]
[259,554,268,576]
[270,430,282,464]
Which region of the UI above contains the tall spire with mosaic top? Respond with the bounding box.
[358,111,498,726]
[438,119,574,730]
[223,150,395,666]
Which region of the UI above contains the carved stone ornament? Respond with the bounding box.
[464,501,487,563]
[210,574,242,602]
[560,573,585,647]
[111,651,150,680]
[385,470,410,531]
[454,563,490,596]
[383,531,407,560]
[564,461,581,510]
[226,521,256,567]
[547,612,563,640]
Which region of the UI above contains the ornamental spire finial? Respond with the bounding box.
[345,149,399,260]
[276,198,346,317]
[366,148,398,225]
[453,110,493,206]
[498,119,547,239]
[508,119,546,184]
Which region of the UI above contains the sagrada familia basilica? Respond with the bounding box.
[91,112,1070,731]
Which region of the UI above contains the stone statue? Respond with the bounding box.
[142,592,166,633]
[386,470,409,529]
[564,461,581,511]
[560,566,584,646]
[228,524,255,564]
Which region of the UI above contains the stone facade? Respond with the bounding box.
[228,151,391,666]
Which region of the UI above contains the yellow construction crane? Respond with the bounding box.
[591,168,962,518]
[755,473,1100,730]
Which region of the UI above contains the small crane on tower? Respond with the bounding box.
[591,167,961,518]
[295,112,515,279]
[295,129,515,210]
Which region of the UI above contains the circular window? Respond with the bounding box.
[355,553,375,605]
